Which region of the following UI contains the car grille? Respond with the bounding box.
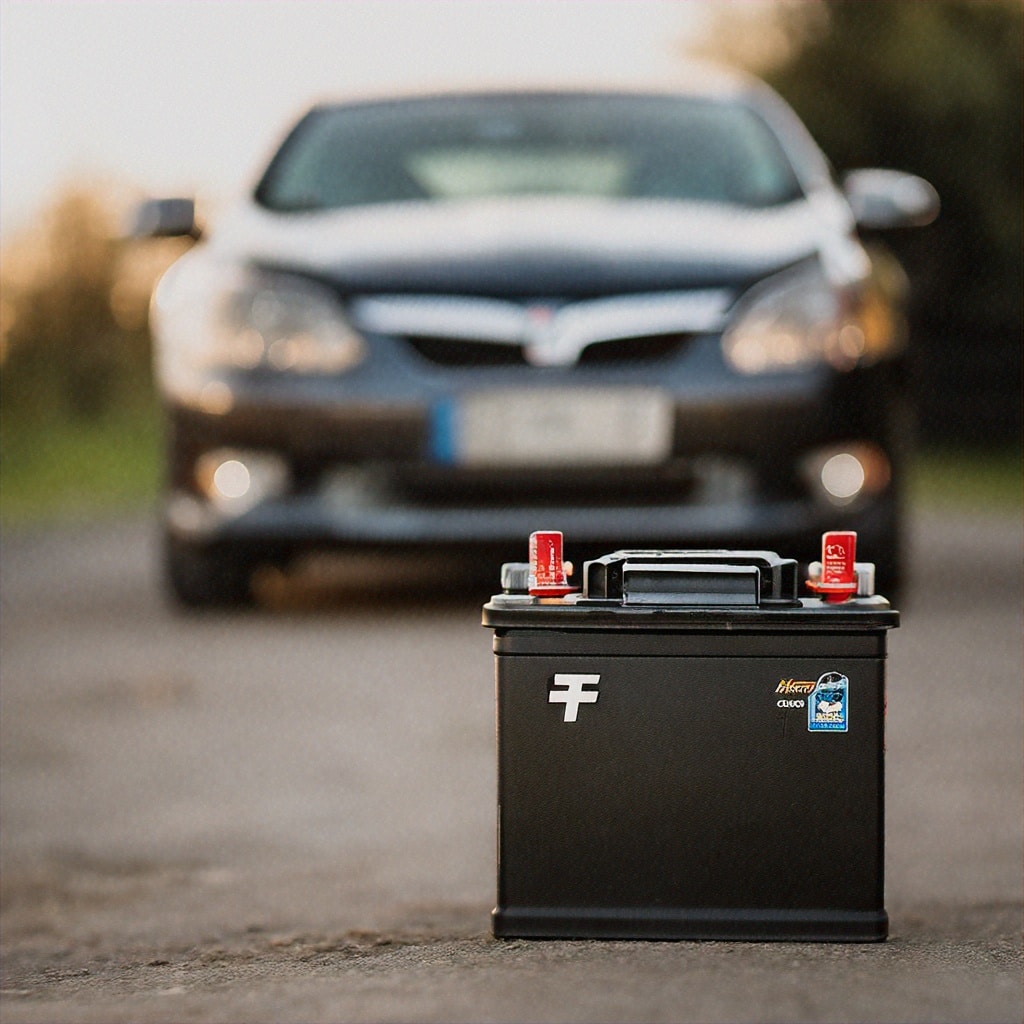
[406,336,529,366]
[349,291,729,369]
[406,332,692,367]
[579,333,691,364]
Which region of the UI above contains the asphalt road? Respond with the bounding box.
[1,508,1021,1023]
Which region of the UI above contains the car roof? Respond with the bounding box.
[303,62,762,111]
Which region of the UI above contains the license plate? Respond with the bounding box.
[431,389,674,467]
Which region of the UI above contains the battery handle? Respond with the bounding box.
[623,563,760,606]
[583,550,800,606]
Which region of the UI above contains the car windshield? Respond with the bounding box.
[255,94,804,212]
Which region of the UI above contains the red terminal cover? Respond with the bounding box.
[528,530,577,597]
[808,530,859,602]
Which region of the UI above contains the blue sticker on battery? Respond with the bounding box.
[808,671,849,732]
[430,400,458,464]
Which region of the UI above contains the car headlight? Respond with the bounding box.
[151,254,367,403]
[722,262,870,375]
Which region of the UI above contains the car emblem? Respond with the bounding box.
[523,304,566,366]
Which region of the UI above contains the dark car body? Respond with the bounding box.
[142,77,937,606]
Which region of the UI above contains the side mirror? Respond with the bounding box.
[843,169,939,230]
[131,197,200,239]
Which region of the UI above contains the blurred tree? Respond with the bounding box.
[769,0,1022,446]
[709,0,1022,446]
[0,188,157,425]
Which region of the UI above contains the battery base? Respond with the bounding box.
[493,906,889,942]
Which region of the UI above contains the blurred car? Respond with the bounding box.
[138,74,937,607]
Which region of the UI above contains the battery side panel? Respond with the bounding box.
[495,653,886,941]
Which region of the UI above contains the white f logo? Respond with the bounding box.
[549,674,600,722]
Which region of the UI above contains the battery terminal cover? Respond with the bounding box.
[528,531,578,597]
[806,531,868,602]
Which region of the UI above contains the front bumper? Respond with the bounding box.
[163,352,904,567]
[167,483,880,549]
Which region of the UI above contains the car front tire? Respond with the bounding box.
[163,533,257,609]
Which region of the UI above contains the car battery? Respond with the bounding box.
[482,531,898,942]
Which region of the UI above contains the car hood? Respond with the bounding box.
[211,195,862,297]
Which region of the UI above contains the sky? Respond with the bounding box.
[0,1,718,237]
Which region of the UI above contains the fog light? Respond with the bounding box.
[213,459,251,499]
[196,449,289,513]
[821,453,866,502]
[803,444,891,508]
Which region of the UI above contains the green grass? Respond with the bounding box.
[1,404,163,527]
[910,447,1022,513]
[1,404,1019,527]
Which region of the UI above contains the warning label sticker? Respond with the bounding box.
[808,671,849,732]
